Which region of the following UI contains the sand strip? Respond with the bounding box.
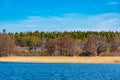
[0,56,120,63]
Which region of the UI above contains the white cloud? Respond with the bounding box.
[0,13,120,32]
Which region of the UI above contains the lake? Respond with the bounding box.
[0,62,120,80]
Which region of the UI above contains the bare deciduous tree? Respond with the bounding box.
[110,34,120,53]
[56,36,75,56]
[0,34,15,56]
[45,39,56,56]
[45,36,76,56]
[83,34,106,56]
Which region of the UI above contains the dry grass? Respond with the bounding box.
[0,56,120,63]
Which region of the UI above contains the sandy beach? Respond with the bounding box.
[0,56,120,63]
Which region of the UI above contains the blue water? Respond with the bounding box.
[0,62,120,80]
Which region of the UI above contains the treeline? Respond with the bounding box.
[0,30,120,56]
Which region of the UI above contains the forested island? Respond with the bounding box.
[0,29,120,57]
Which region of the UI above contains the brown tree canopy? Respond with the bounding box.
[56,36,75,56]
[45,36,76,56]
[45,39,56,56]
[0,34,15,56]
[83,34,107,56]
[110,34,120,53]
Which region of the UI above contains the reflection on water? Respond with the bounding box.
[0,62,120,80]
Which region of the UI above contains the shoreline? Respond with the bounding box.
[0,56,120,63]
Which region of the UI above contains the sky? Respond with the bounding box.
[0,0,120,32]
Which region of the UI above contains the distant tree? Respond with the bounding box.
[40,32,45,40]
[110,34,120,53]
[83,34,107,56]
[0,34,15,56]
[45,39,56,56]
[56,36,75,56]
[45,36,76,56]
[15,36,24,47]
[75,40,85,56]
[3,29,6,34]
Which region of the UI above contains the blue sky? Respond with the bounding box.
[0,0,120,32]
